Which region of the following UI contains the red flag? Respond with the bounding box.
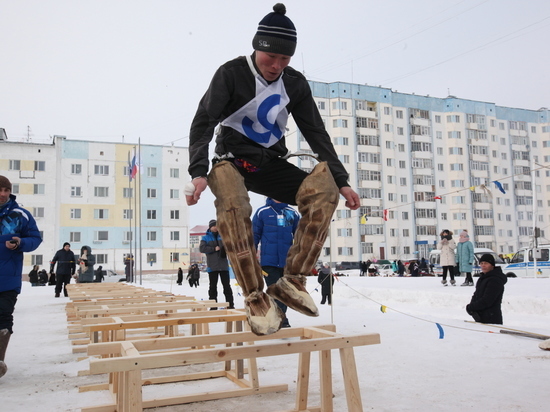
[434,196,441,200]
[383,209,388,221]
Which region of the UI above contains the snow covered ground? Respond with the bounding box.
[2,271,549,412]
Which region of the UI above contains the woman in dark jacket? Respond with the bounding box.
[466,254,507,324]
[317,263,335,305]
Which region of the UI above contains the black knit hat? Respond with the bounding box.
[479,254,495,266]
[0,175,12,191]
[208,219,217,229]
[253,3,297,56]
[63,242,71,248]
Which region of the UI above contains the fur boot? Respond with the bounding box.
[267,162,339,316]
[0,328,11,378]
[208,161,283,335]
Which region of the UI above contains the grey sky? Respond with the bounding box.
[2,0,549,223]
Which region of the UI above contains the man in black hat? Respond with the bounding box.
[199,220,234,310]
[50,242,76,297]
[466,254,507,324]
[185,3,359,335]
[0,175,42,378]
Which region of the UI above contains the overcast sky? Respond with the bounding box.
[2,0,549,223]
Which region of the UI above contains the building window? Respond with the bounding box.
[94,165,110,175]
[34,161,46,171]
[123,188,133,198]
[33,184,45,195]
[94,209,109,219]
[123,209,133,219]
[318,101,325,110]
[170,252,179,262]
[435,115,441,123]
[96,254,108,264]
[396,110,403,119]
[147,231,157,241]
[31,255,43,265]
[147,210,157,219]
[170,210,180,220]
[9,160,21,170]
[337,247,353,256]
[170,168,179,178]
[33,207,45,218]
[170,231,180,241]
[70,232,81,242]
[94,187,109,197]
[147,167,157,177]
[337,228,353,237]
[124,231,133,241]
[71,164,82,175]
[170,189,179,199]
[94,231,109,241]
[147,253,157,264]
[147,188,157,198]
[11,184,19,194]
[70,208,81,219]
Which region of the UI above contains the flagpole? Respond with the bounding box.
[138,138,143,285]
[127,150,132,282]
[133,146,137,283]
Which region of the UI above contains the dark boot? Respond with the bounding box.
[0,329,11,378]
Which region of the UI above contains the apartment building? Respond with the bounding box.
[0,134,189,273]
[285,82,550,263]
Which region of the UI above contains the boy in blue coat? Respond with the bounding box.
[253,198,300,327]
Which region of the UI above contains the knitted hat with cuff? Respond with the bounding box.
[252,3,297,56]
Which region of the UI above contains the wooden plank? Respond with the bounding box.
[339,347,363,412]
[89,334,381,374]
[295,351,311,411]
[319,350,333,412]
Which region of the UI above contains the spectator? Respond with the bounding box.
[176,267,183,285]
[466,254,507,324]
[28,265,40,286]
[437,229,457,286]
[200,220,234,310]
[77,246,95,283]
[457,230,475,286]
[94,265,104,283]
[253,197,300,328]
[187,263,201,288]
[38,269,48,286]
[50,242,76,297]
[317,262,335,305]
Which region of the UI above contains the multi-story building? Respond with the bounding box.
[0,133,189,273]
[286,82,550,263]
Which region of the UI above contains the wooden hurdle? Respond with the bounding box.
[80,325,380,412]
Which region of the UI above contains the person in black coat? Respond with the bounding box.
[317,263,335,305]
[176,267,183,285]
[38,269,48,285]
[28,265,39,286]
[94,265,104,283]
[50,242,76,297]
[466,254,507,324]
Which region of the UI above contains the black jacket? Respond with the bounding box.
[28,269,39,283]
[317,268,334,294]
[466,266,507,324]
[50,249,76,276]
[189,54,350,189]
